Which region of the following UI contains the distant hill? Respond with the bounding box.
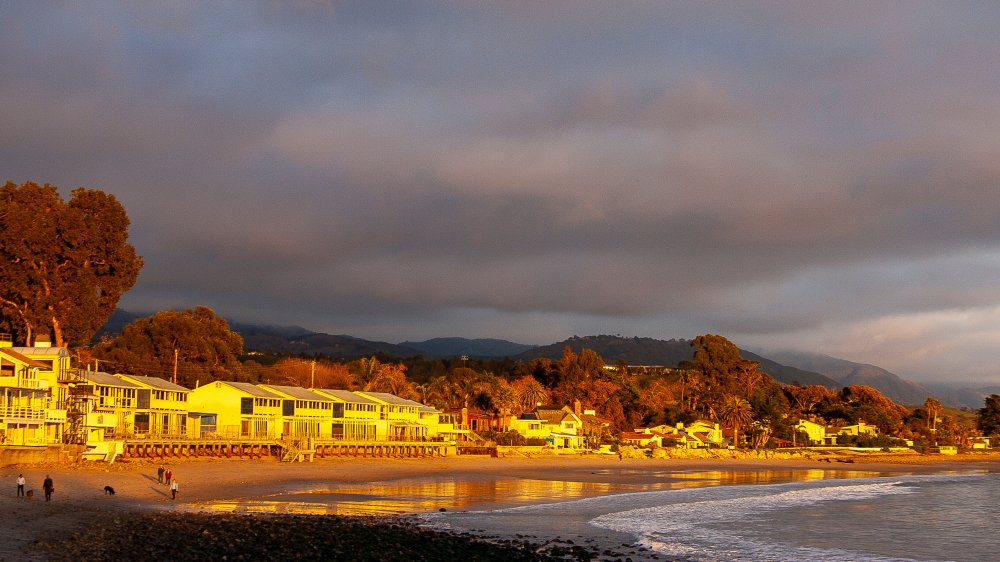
[924,383,1000,411]
[96,310,420,360]
[515,335,695,366]
[514,335,839,388]
[767,351,934,406]
[101,313,944,404]
[739,350,841,388]
[400,337,536,358]
[238,331,420,359]
[227,321,316,340]
[92,308,142,341]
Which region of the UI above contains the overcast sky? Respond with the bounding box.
[4,2,1000,384]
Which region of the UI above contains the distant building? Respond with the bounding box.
[509,405,584,449]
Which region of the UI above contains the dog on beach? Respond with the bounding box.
[25,490,33,500]
[104,485,116,495]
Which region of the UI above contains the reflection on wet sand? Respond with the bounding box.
[667,469,881,485]
[189,469,885,516]
[193,478,644,516]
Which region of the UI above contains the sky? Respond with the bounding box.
[3,2,1000,385]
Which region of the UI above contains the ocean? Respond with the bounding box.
[427,470,1000,562]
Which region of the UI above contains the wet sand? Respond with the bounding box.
[2,452,998,561]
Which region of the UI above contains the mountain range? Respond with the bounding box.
[96,310,992,410]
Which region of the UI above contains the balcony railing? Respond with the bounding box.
[46,409,67,423]
[0,406,46,421]
[0,375,47,390]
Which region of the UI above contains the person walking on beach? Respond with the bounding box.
[16,474,24,497]
[157,465,165,484]
[164,468,172,485]
[42,475,54,501]
[170,479,178,500]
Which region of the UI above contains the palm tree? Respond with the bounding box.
[924,397,942,432]
[512,375,549,413]
[719,395,753,449]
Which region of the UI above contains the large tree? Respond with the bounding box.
[93,306,243,387]
[978,394,1000,439]
[689,334,749,417]
[0,181,142,347]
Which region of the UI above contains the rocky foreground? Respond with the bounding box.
[41,512,653,562]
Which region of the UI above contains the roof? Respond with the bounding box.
[535,408,573,424]
[218,381,283,398]
[82,371,141,388]
[261,385,330,401]
[391,396,437,412]
[117,375,189,392]
[7,346,70,357]
[315,389,379,405]
[693,432,718,444]
[358,391,418,407]
[0,348,50,369]
[579,412,612,426]
[621,432,656,440]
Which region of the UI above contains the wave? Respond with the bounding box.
[590,479,920,562]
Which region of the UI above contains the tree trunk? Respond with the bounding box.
[51,316,64,347]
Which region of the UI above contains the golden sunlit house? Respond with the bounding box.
[836,421,879,438]
[187,381,282,439]
[0,341,52,446]
[313,389,380,440]
[795,419,836,445]
[509,406,584,449]
[355,391,429,441]
[6,336,76,445]
[621,431,666,448]
[258,384,333,438]
[115,375,191,438]
[366,393,451,440]
[675,420,724,448]
[73,370,142,460]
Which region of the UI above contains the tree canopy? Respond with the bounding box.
[978,394,1000,439]
[0,181,142,346]
[94,306,243,387]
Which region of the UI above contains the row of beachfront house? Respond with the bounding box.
[0,336,594,458]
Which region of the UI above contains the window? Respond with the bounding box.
[332,403,345,418]
[240,397,253,415]
[282,400,295,416]
[134,413,150,433]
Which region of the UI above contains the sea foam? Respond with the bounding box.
[590,479,920,562]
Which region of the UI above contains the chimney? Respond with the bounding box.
[0,334,11,349]
[34,334,52,348]
[573,399,581,415]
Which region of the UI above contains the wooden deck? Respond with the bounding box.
[118,439,454,461]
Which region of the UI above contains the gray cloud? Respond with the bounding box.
[5,2,1000,383]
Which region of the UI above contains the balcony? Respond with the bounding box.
[0,375,48,390]
[46,409,67,423]
[0,406,46,422]
[85,412,117,428]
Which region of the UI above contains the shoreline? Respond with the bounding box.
[3,453,998,560]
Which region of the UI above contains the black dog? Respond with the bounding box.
[104,485,115,495]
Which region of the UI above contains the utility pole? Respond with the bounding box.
[173,348,178,385]
[311,359,316,388]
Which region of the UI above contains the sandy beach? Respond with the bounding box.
[3,452,998,561]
